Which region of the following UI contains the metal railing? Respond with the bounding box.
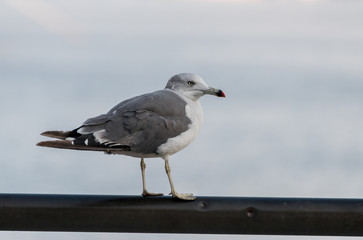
[1,193,363,236]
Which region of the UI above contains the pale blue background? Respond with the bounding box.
[1,0,363,239]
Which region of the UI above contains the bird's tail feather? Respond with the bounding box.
[40,130,73,140]
[38,129,130,153]
[36,140,129,153]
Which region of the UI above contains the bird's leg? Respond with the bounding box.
[164,157,196,201]
[140,158,163,197]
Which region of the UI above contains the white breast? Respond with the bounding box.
[156,98,203,157]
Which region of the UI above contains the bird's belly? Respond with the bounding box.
[156,101,203,157]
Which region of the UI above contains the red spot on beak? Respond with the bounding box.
[217,90,226,98]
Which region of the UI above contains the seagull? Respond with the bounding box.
[37,73,225,200]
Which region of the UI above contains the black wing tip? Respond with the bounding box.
[40,130,70,140]
[40,129,81,140]
[36,139,131,153]
[36,140,73,148]
[36,141,47,147]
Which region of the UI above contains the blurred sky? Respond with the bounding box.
[1,0,363,239]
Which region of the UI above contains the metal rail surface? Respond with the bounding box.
[0,194,363,236]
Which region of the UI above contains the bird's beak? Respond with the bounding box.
[203,87,226,98]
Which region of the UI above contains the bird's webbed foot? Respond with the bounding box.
[170,192,196,201]
[142,190,164,197]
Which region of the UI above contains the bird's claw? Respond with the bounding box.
[170,192,196,201]
[142,190,164,197]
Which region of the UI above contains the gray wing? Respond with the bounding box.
[77,90,191,154]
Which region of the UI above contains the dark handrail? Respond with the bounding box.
[1,194,363,235]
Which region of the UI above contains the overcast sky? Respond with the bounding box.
[1,0,363,239]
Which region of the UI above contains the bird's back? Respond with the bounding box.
[38,89,193,157]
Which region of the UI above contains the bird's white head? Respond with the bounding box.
[165,73,225,101]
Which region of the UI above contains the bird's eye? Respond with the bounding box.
[187,81,195,86]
